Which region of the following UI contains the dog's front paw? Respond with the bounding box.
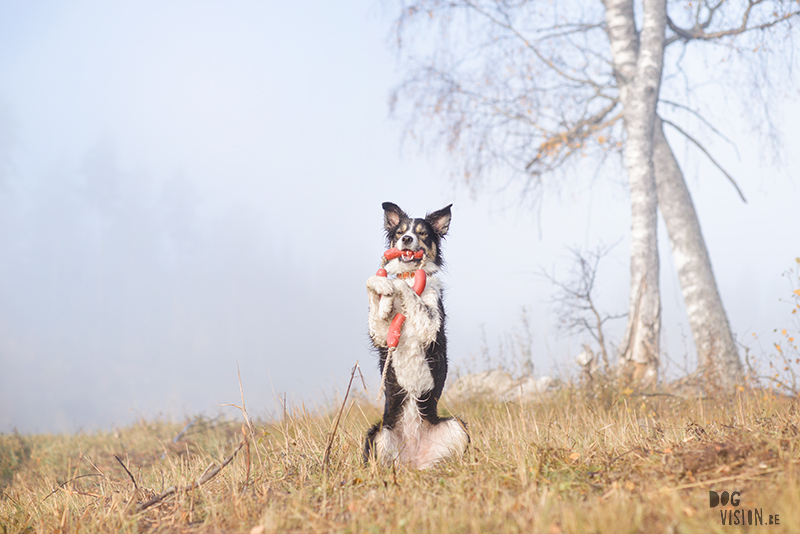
[366,275,395,296]
[377,296,395,320]
[392,278,415,295]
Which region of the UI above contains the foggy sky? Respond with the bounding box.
[1,1,798,433]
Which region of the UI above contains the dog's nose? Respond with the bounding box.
[401,235,413,245]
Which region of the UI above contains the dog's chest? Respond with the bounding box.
[393,340,434,398]
[391,277,441,398]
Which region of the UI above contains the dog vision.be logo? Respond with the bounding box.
[709,490,780,526]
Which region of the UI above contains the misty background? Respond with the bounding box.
[0,2,798,433]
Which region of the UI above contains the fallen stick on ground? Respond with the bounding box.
[41,474,104,503]
[136,440,245,513]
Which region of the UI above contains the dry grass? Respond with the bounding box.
[2,386,800,533]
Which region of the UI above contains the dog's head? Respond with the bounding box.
[382,202,452,274]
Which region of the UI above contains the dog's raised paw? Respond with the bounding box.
[377,296,395,320]
[366,275,395,296]
[392,278,416,294]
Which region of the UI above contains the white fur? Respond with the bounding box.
[366,275,396,345]
[414,418,470,469]
[373,401,469,469]
[374,425,402,464]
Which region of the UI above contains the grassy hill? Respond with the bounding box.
[2,383,799,533]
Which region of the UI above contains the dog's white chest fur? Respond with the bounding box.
[393,339,435,399]
[390,276,441,398]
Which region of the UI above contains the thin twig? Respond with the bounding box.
[220,363,254,434]
[160,417,201,460]
[135,440,245,513]
[237,362,254,434]
[41,474,104,503]
[221,364,263,468]
[81,455,106,478]
[114,455,138,490]
[322,361,360,472]
[661,117,747,203]
[172,418,199,443]
[666,7,799,43]
[241,424,251,494]
[657,104,740,159]
[355,363,368,394]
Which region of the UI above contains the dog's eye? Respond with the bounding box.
[419,230,428,238]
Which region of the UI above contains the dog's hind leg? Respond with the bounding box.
[363,421,382,464]
[363,423,403,465]
[415,417,470,469]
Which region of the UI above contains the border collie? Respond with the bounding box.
[364,202,469,469]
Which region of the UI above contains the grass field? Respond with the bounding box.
[2,380,800,533]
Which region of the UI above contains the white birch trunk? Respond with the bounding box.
[605,0,666,386]
[604,0,742,389]
[652,118,743,387]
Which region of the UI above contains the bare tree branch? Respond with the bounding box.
[667,0,799,43]
[659,100,741,159]
[538,244,625,367]
[392,0,797,192]
[660,117,747,203]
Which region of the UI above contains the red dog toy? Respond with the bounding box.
[376,248,427,347]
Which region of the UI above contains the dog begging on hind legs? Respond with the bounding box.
[363,202,469,469]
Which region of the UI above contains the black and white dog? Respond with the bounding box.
[364,202,469,469]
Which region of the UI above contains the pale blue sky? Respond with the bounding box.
[0,1,798,432]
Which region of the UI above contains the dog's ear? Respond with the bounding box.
[382,202,408,229]
[426,204,452,237]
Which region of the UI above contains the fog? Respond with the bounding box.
[1,2,798,433]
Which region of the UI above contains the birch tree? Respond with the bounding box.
[604,0,666,386]
[389,0,799,388]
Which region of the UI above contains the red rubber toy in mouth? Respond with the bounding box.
[383,247,424,262]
